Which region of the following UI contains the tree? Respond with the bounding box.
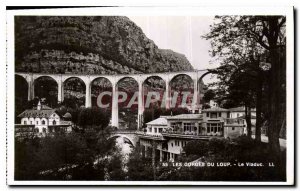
[203,16,286,154]
[184,140,209,156]
[203,89,215,103]
[15,133,92,180]
[106,149,126,180]
[127,145,153,180]
[226,65,256,137]
[77,107,110,131]
[15,138,41,180]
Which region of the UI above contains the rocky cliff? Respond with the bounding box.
[15,16,193,74]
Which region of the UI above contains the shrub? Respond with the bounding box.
[184,140,209,157]
[208,137,230,154]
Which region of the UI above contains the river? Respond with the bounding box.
[115,137,133,171]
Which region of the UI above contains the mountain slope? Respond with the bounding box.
[15,16,193,74]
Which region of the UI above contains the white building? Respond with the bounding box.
[229,106,256,119]
[202,107,229,136]
[16,101,72,137]
[139,114,205,162]
[146,117,168,135]
[228,106,257,135]
[138,106,257,162]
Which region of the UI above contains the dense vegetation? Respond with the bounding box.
[124,137,286,181]
[15,122,122,180]
[203,16,286,152]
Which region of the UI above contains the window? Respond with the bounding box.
[42,128,46,133]
[219,112,221,117]
[149,127,152,133]
[184,123,194,132]
[171,123,176,129]
[171,143,174,147]
[207,123,222,135]
[42,120,45,125]
[53,120,56,125]
[232,127,235,131]
[206,112,209,117]
[207,124,211,133]
[24,121,27,125]
[211,112,217,118]
[36,121,39,125]
[237,113,240,117]
[159,128,162,133]
[194,126,197,132]
[171,122,181,130]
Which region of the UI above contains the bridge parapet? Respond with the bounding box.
[15,69,211,85]
[111,129,137,134]
[136,131,166,141]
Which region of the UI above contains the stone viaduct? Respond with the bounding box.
[15,70,213,129]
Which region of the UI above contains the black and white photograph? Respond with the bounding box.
[5,6,294,185]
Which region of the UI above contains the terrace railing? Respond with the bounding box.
[224,118,245,125]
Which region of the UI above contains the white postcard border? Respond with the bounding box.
[6,6,294,185]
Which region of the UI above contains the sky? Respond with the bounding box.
[128,16,216,70]
[128,16,218,84]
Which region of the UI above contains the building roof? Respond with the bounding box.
[165,114,203,120]
[18,109,57,119]
[146,117,168,126]
[48,120,72,126]
[202,107,229,112]
[60,120,72,125]
[229,106,256,112]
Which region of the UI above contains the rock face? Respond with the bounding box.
[15,16,193,74]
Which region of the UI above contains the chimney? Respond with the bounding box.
[37,101,42,110]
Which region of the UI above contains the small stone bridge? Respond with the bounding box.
[109,129,139,147]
